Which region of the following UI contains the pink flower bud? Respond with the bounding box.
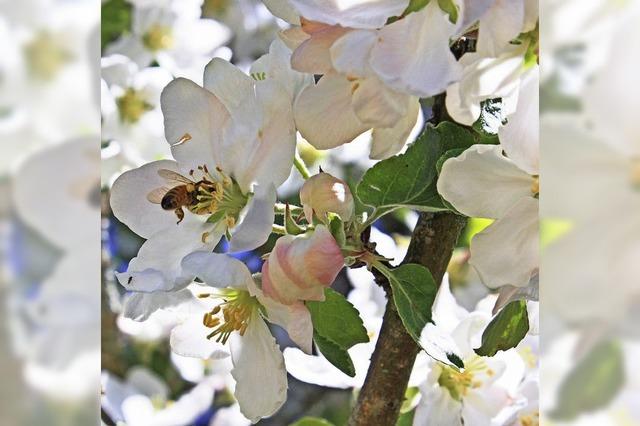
[300,172,354,223]
[261,225,344,305]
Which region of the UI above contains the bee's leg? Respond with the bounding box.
[175,208,185,224]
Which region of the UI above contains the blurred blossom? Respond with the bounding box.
[541,0,640,423]
[0,0,100,423]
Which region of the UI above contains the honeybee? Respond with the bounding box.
[147,168,221,223]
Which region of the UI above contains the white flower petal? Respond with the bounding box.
[283,347,355,389]
[470,197,539,289]
[477,0,525,57]
[294,73,369,150]
[289,0,410,29]
[369,2,461,98]
[437,144,533,219]
[110,159,182,239]
[499,66,539,175]
[351,76,408,127]
[232,80,297,191]
[230,311,287,423]
[262,0,301,24]
[126,367,169,399]
[230,184,277,253]
[370,96,419,159]
[122,288,194,321]
[161,77,228,171]
[116,215,222,292]
[181,252,254,289]
[203,58,255,118]
[414,385,463,426]
[329,29,377,77]
[170,315,230,360]
[250,38,314,104]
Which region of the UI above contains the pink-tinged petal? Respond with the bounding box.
[291,24,350,74]
[300,172,355,222]
[370,96,420,159]
[294,73,369,150]
[351,76,409,128]
[329,29,377,78]
[369,1,461,98]
[262,225,344,305]
[161,77,229,173]
[279,26,310,51]
[262,297,314,354]
[289,0,410,29]
[470,197,539,289]
[110,159,183,239]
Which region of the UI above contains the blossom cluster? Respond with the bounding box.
[100,0,540,424]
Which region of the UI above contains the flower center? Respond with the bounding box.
[437,356,491,401]
[191,165,248,229]
[519,412,540,426]
[631,158,640,190]
[24,31,72,80]
[116,87,153,124]
[531,175,539,197]
[142,24,174,52]
[200,289,258,344]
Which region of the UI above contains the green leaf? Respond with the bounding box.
[475,300,529,357]
[403,0,430,14]
[307,288,369,349]
[384,264,437,342]
[438,0,459,24]
[396,409,416,426]
[101,0,132,51]
[356,122,476,217]
[328,215,346,247]
[550,340,624,421]
[285,203,305,235]
[290,417,335,426]
[313,332,356,377]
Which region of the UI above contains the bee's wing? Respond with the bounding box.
[157,169,193,184]
[146,187,170,204]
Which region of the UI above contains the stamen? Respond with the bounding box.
[172,133,192,147]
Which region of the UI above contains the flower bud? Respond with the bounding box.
[300,172,354,223]
[261,225,344,305]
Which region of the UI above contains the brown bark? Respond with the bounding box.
[348,212,466,426]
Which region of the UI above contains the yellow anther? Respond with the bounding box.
[172,133,192,147]
[531,176,539,196]
[211,305,221,315]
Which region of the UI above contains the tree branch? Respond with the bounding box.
[348,211,466,426]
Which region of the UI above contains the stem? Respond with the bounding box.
[348,212,466,426]
[293,151,311,180]
[274,202,303,216]
[271,224,287,235]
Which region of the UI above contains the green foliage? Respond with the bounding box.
[356,122,476,220]
[290,417,335,426]
[307,288,369,377]
[475,300,529,357]
[380,264,437,342]
[437,0,459,23]
[313,332,356,377]
[284,203,305,235]
[396,409,416,426]
[328,215,346,247]
[101,0,132,51]
[550,340,625,420]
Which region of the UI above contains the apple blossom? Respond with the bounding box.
[261,225,344,305]
[106,0,231,83]
[101,367,216,426]
[438,66,539,289]
[299,171,354,222]
[169,252,314,422]
[101,54,173,166]
[110,57,296,306]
